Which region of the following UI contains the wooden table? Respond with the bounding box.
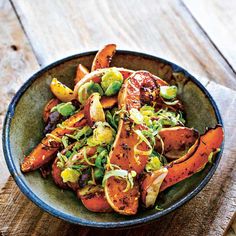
[0,0,235,235]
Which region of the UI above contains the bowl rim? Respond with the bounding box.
[2,50,224,228]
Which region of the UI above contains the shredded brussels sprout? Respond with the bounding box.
[155,205,164,211]
[105,81,122,96]
[140,105,155,117]
[83,147,95,166]
[57,152,68,168]
[94,168,104,180]
[160,86,177,100]
[130,108,144,124]
[105,110,119,130]
[134,130,153,156]
[66,126,92,141]
[87,122,114,146]
[61,168,80,183]
[208,148,220,163]
[88,167,96,185]
[61,136,69,148]
[145,156,163,172]
[163,100,180,106]
[102,169,136,192]
[46,133,62,143]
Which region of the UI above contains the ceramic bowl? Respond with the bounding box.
[2,50,223,228]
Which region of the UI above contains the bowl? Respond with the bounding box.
[2,50,224,228]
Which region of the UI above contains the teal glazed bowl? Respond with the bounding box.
[2,50,224,228]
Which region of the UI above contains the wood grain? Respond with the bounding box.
[0,81,235,236]
[183,0,236,72]
[11,0,236,89]
[1,0,236,235]
[0,0,39,189]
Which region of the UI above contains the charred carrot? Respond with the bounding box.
[74,64,89,85]
[91,44,116,71]
[21,96,118,173]
[21,112,86,173]
[160,125,224,192]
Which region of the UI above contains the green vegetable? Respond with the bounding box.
[78,81,103,104]
[56,152,68,168]
[51,102,76,116]
[155,205,163,211]
[94,168,104,180]
[88,83,103,95]
[87,122,114,146]
[61,168,80,183]
[160,86,177,100]
[101,68,123,91]
[208,148,220,163]
[105,81,122,96]
[65,151,72,158]
[61,136,69,148]
[97,146,107,154]
[155,109,185,127]
[129,108,143,124]
[134,130,153,156]
[140,105,155,126]
[140,105,155,117]
[87,136,98,147]
[163,100,180,106]
[145,156,162,172]
[67,126,92,141]
[95,150,108,168]
[72,139,87,151]
[105,110,119,130]
[102,169,136,192]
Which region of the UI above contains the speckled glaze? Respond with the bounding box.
[2,51,224,228]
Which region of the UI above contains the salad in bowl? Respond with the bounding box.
[20,44,224,215]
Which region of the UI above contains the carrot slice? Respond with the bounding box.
[91,44,116,71]
[110,71,168,174]
[155,126,199,159]
[21,113,86,173]
[105,177,139,215]
[74,64,89,85]
[100,96,117,109]
[51,158,68,189]
[105,71,167,215]
[160,125,224,192]
[78,186,113,213]
[21,96,118,173]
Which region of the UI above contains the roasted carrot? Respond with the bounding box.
[155,126,199,159]
[21,112,86,173]
[160,126,224,192]
[91,44,116,71]
[110,71,168,174]
[74,64,89,85]
[51,158,68,189]
[78,185,113,213]
[105,71,168,215]
[21,96,117,173]
[105,177,139,215]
